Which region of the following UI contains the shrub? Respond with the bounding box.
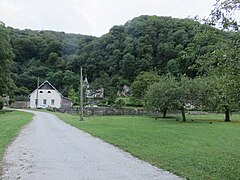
[115,99,125,108]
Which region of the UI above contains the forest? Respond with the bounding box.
[0,16,232,95]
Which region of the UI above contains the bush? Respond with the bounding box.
[106,94,117,106]
[129,97,144,107]
[0,109,13,114]
[46,107,57,112]
[115,99,125,108]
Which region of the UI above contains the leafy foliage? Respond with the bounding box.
[206,0,240,31]
[194,1,240,120]
[145,75,177,117]
[205,75,240,121]
[131,71,160,100]
[0,22,15,96]
[115,99,125,108]
[145,75,217,121]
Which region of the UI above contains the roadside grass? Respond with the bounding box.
[0,110,33,174]
[53,112,240,180]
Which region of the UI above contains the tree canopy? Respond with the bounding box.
[4,15,223,98]
[0,22,15,96]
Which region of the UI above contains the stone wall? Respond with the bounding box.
[10,101,29,109]
[57,107,154,116]
[54,107,210,117]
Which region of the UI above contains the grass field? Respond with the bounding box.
[0,110,33,174]
[54,112,240,180]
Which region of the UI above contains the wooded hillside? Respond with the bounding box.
[1,15,233,100]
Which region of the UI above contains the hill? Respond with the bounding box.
[2,15,229,99]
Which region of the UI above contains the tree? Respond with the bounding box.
[205,75,240,122]
[195,0,240,121]
[189,76,215,111]
[46,52,59,66]
[172,76,195,122]
[164,59,181,76]
[131,71,160,101]
[206,0,240,31]
[145,75,178,118]
[46,71,63,91]
[68,86,78,105]
[0,22,15,96]
[120,53,136,80]
[90,71,114,97]
[145,75,213,121]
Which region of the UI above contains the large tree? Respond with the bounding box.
[0,22,15,96]
[145,76,213,122]
[131,71,160,101]
[145,75,178,118]
[195,0,240,121]
[208,75,240,122]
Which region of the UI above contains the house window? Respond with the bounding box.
[39,91,43,93]
[35,99,38,105]
[51,99,55,105]
[48,91,51,93]
[43,99,47,105]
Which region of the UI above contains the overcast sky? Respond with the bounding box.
[0,0,216,37]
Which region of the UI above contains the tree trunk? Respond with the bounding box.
[225,107,230,122]
[163,109,167,118]
[180,107,186,122]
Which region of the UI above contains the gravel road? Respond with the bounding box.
[1,110,182,180]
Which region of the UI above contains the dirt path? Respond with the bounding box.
[1,110,182,180]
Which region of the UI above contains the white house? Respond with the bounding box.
[29,81,73,109]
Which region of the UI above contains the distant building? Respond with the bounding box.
[83,77,104,106]
[117,85,132,97]
[86,88,104,99]
[83,77,90,89]
[29,81,73,108]
[83,77,104,99]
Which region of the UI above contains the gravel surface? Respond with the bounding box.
[1,110,182,180]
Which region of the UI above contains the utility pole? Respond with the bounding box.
[35,77,39,108]
[80,67,84,121]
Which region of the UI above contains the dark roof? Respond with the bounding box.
[39,83,54,90]
[38,81,57,90]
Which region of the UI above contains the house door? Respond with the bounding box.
[43,99,47,106]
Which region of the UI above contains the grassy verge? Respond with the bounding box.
[0,110,33,174]
[53,112,240,180]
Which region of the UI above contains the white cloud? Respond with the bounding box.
[0,0,216,36]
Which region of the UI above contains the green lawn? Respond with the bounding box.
[0,110,33,174]
[54,112,240,180]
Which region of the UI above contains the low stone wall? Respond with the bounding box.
[57,107,79,114]
[84,107,149,116]
[56,107,210,117]
[10,101,29,109]
[57,107,153,116]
